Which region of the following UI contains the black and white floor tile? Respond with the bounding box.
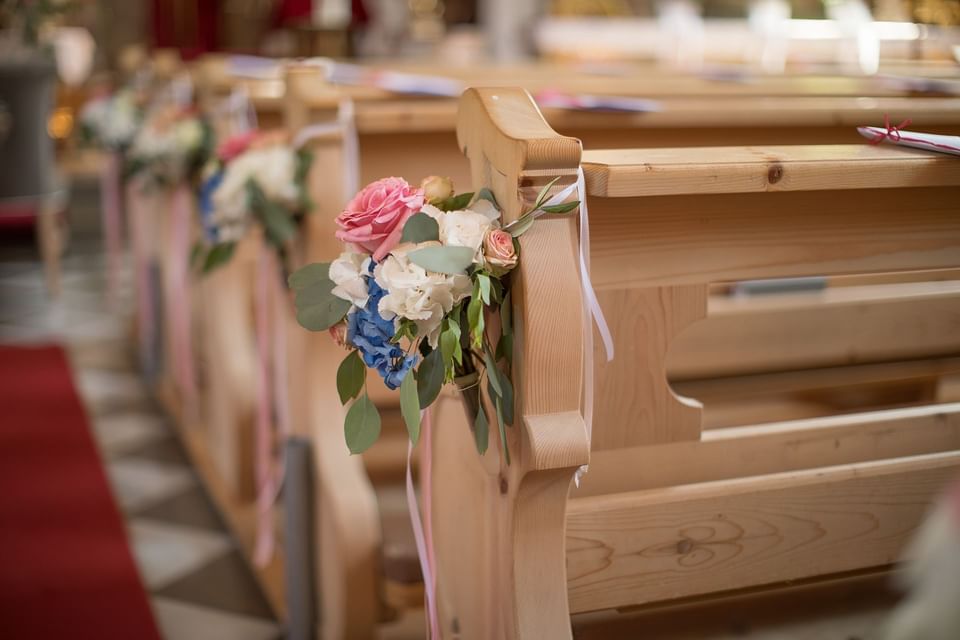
[1,197,281,640]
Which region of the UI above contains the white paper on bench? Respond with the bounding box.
[858,127,960,157]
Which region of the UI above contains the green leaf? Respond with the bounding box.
[500,291,512,336]
[391,318,418,344]
[292,264,352,331]
[336,350,365,405]
[440,323,458,379]
[408,246,475,275]
[436,192,474,212]
[475,188,499,209]
[344,393,381,454]
[474,404,489,455]
[400,211,440,244]
[400,371,421,445]
[495,396,510,466]
[507,213,536,238]
[448,316,463,366]
[496,332,514,366]
[477,272,491,305]
[499,373,515,426]
[484,347,503,397]
[190,242,205,269]
[201,242,237,273]
[534,176,562,209]
[467,293,484,349]
[540,201,580,214]
[416,347,444,410]
[248,180,297,247]
[288,262,329,290]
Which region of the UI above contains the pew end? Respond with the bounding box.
[433,87,960,639]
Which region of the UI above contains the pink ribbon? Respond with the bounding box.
[167,184,198,420]
[407,407,440,639]
[100,152,124,306]
[253,244,290,567]
[126,178,154,370]
[858,119,960,157]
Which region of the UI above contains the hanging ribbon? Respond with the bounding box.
[292,98,359,201]
[407,169,613,636]
[167,184,198,421]
[100,151,124,306]
[254,251,293,566]
[127,178,156,377]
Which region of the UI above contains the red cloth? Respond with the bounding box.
[0,345,162,640]
[151,0,219,59]
[275,0,312,25]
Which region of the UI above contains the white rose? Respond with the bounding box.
[374,244,471,347]
[251,146,299,204]
[329,251,372,307]
[439,209,494,265]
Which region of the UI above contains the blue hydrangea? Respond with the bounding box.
[198,170,224,243]
[347,262,418,390]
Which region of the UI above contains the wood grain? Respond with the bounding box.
[566,451,960,614]
[583,145,960,197]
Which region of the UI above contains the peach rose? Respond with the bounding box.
[483,228,518,275]
[328,322,349,348]
[336,177,425,261]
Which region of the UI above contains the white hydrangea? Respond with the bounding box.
[421,201,501,266]
[210,145,300,242]
[374,243,472,347]
[329,251,372,307]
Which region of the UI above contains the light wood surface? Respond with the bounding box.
[582,144,960,197]
[432,87,960,638]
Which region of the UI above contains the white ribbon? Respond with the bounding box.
[292,98,359,201]
[539,169,614,483]
[216,86,257,135]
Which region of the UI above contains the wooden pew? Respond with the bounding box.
[425,86,960,639]
[280,67,960,637]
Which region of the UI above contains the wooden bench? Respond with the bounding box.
[424,87,960,639]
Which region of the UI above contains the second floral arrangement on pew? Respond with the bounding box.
[194,130,313,272]
[289,175,578,461]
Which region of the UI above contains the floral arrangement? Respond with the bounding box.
[125,104,212,189]
[289,175,578,460]
[78,87,143,151]
[194,130,313,272]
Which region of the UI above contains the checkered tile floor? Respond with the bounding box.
[0,223,281,639]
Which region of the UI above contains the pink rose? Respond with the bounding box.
[336,177,425,261]
[217,131,257,162]
[483,228,518,275]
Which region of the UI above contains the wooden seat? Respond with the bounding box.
[426,87,960,639]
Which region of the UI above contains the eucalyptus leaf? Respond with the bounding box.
[190,243,204,269]
[408,246,475,275]
[202,242,236,273]
[344,393,381,454]
[440,323,458,378]
[507,213,536,238]
[400,371,420,445]
[500,374,515,426]
[540,201,580,214]
[495,332,514,367]
[436,192,474,212]
[448,316,463,366]
[336,350,365,405]
[477,272,491,305]
[500,291,512,336]
[467,294,484,349]
[288,262,330,290]
[475,188,499,209]
[416,347,444,410]
[495,397,510,466]
[400,211,440,244]
[534,176,561,208]
[294,279,352,331]
[474,404,489,455]
[484,347,502,397]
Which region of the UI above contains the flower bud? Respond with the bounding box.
[421,175,455,204]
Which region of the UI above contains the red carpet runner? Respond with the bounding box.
[0,345,162,640]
